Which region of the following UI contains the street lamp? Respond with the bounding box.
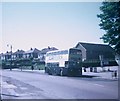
[99,55,104,71]
[7,44,12,71]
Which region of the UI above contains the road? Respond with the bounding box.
[0,69,118,99]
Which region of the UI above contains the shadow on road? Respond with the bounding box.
[1,93,19,97]
[66,75,98,78]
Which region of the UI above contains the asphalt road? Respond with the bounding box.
[0,69,118,99]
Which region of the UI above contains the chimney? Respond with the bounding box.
[48,46,50,49]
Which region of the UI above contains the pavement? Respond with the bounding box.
[82,66,119,80]
[9,69,45,74]
[3,66,119,80]
[83,70,118,80]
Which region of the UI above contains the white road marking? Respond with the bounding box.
[1,81,19,97]
[7,89,19,96]
[87,82,105,88]
[1,82,17,89]
[20,87,27,90]
[93,83,104,87]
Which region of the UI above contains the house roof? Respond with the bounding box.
[76,42,114,52]
[13,50,25,55]
[0,53,4,56]
[25,48,41,54]
[4,51,11,55]
[40,47,58,54]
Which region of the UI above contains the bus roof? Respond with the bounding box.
[46,48,81,54]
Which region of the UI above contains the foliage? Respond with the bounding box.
[97,2,120,55]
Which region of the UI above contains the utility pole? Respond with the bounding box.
[99,55,104,71]
[7,44,12,71]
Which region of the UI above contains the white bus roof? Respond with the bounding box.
[46,49,68,54]
[46,48,81,54]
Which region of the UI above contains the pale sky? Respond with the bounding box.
[1,2,106,53]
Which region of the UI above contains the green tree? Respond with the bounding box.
[97,2,120,55]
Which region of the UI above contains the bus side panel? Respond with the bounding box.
[67,67,82,76]
[60,68,68,76]
[45,66,61,75]
[45,65,82,76]
[45,65,69,76]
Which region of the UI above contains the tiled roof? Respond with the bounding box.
[76,42,114,52]
[4,51,12,55]
[40,47,58,54]
[13,50,25,54]
[25,48,41,54]
[0,53,4,56]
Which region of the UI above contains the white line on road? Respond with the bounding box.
[93,83,105,87]
[1,82,17,89]
[7,89,19,97]
[86,82,105,88]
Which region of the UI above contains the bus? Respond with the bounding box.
[45,48,82,76]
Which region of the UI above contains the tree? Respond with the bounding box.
[97,2,120,55]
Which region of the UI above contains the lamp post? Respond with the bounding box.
[99,55,104,71]
[7,44,12,71]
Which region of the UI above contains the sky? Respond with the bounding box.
[1,2,106,53]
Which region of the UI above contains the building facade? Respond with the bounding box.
[0,47,57,62]
[24,48,41,59]
[75,42,115,66]
[12,50,25,60]
[38,47,58,62]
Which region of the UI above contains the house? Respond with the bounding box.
[24,48,41,59]
[0,53,5,60]
[12,49,25,60]
[4,51,12,61]
[1,50,25,61]
[39,46,58,62]
[75,42,115,64]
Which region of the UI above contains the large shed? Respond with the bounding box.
[75,42,116,66]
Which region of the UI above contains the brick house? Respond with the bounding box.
[39,47,58,62]
[12,49,25,60]
[24,48,41,59]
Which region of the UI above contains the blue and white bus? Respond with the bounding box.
[45,48,82,76]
